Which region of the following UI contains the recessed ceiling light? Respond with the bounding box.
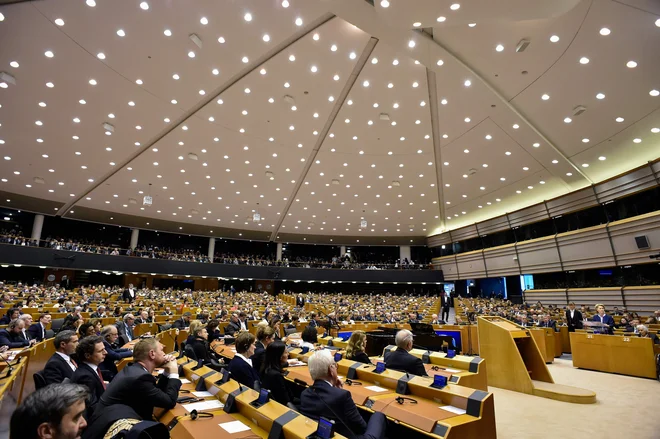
[38,102,46,107]
[413,22,421,27]
[550,35,560,43]
[596,93,605,99]
[349,52,357,60]
[599,156,607,161]
[552,159,558,164]
[582,138,589,143]
[139,2,149,10]
[495,44,504,52]
[579,57,589,64]
[464,117,470,123]
[656,18,660,27]
[200,16,208,25]
[533,142,540,147]
[363,80,369,87]
[262,34,270,42]
[188,51,195,58]
[633,138,642,143]
[581,163,589,168]
[650,89,659,97]
[512,124,519,129]
[97,52,106,60]
[652,128,660,133]
[599,27,611,36]
[371,57,378,64]
[468,23,476,27]
[295,17,303,26]
[541,94,550,100]
[86,0,96,6]
[464,79,471,87]
[564,117,572,123]
[242,56,249,63]
[54,18,64,26]
[450,3,460,10]
[615,117,624,122]
[218,36,226,43]
[380,0,389,7]
[523,167,529,171]
[89,79,97,85]
[626,60,637,68]
[116,29,125,37]
[408,40,416,48]
[310,65,318,73]
[44,50,54,58]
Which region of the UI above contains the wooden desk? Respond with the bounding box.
[570,332,656,379]
[529,328,554,363]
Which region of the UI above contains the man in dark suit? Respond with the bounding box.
[72,336,107,413]
[44,330,79,385]
[122,283,136,303]
[28,313,51,342]
[430,314,442,325]
[0,319,35,349]
[592,304,614,334]
[296,294,304,308]
[172,312,192,330]
[100,325,133,381]
[383,329,427,376]
[308,313,319,328]
[565,302,583,332]
[90,305,106,319]
[539,315,557,330]
[96,337,181,421]
[115,314,135,346]
[381,313,393,324]
[441,293,451,322]
[0,308,20,325]
[224,313,241,336]
[407,313,419,324]
[300,350,386,439]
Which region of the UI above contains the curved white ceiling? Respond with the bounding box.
[0,0,658,240]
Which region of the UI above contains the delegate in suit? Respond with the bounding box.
[565,302,583,332]
[592,304,615,334]
[300,350,386,439]
[100,325,134,380]
[383,329,428,377]
[43,330,79,385]
[95,337,181,421]
[72,336,107,414]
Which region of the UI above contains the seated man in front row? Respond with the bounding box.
[300,350,386,439]
[383,329,428,377]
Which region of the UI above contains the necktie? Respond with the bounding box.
[97,367,106,389]
[70,358,77,370]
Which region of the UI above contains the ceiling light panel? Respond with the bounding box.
[30,0,321,111]
[0,6,183,203]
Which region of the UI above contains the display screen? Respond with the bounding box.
[433,374,448,388]
[334,352,342,362]
[375,361,386,373]
[316,417,334,439]
[257,388,269,404]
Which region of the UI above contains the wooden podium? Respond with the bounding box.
[477,317,596,404]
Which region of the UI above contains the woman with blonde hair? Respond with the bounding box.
[345,330,371,364]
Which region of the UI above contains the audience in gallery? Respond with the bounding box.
[0,229,430,269]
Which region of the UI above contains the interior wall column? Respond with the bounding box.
[31,214,44,245]
[208,237,216,262]
[130,228,139,250]
[276,242,283,261]
[400,245,411,262]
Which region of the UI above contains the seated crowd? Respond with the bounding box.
[1,284,447,439]
[457,297,660,342]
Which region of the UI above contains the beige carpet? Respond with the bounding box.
[491,355,660,438]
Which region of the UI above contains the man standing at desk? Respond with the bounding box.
[565,302,583,332]
[539,315,557,330]
[592,304,614,334]
[300,350,386,439]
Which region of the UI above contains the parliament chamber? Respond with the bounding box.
[1,0,660,438]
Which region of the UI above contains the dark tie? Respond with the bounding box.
[96,367,106,389]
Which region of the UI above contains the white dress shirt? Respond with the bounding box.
[235,353,252,366]
[56,352,77,371]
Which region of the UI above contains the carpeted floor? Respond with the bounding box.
[491,355,660,438]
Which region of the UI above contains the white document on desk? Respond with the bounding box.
[287,360,306,367]
[365,385,388,392]
[441,405,466,415]
[444,368,461,373]
[192,391,214,397]
[183,400,224,412]
[219,420,251,433]
[179,378,191,384]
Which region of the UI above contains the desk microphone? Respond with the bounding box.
[1,355,23,379]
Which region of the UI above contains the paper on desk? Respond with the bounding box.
[365,385,388,392]
[443,368,461,373]
[441,405,466,415]
[287,360,306,367]
[192,391,214,397]
[219,420,251,433]
[179,378,191,384]
[182,400,224,412]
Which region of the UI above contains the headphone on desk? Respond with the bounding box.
[345,379,362,386]
[167,410,214,430]
[395,396,418,405]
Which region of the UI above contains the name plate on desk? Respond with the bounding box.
[586,334,594,339]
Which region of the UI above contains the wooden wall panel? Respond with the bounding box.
[455,251,487,279]
[483,244,519,277]
[622,286,660,314]
[556,225,616,271]
[524,289,567,306]
[516,236,562,274]
[432,256,458,281]
[609,211,660,266]
[567,288,624,310]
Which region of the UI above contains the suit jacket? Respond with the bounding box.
[115,322,134,345]
[383,347,427,376]
[122,288,136,302]
[592,314,615,334]
[227,355,261,389]
[82,404,141,439]
[250,341,266,374]
[224,321,241,336]
[96,362,181,421]
[296,297,304,307]
[101,340,133,379]
[565,309,583,332]
[72,363,106,409]
[539,320,557,330]
[172,318,189,330]
[28,322,47,342]
[260,367,293,406]
[300,380,367,438]
[44,352,76,385]
[347,351,371,364]
[308,319,318,328]
[0,329,30,349]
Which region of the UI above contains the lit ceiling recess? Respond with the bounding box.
[0,1,658,241]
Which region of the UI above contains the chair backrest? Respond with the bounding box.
[184,344,197,361]
[33,370,47,390]
[285,327,297,336]
[51,318,65,332]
